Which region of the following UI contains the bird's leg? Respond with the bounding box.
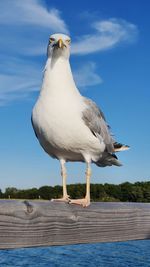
[61,159,70,201]
[85,162,91,204]
[51,159,70,203]
[69,162,91,207]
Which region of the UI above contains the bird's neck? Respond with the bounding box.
[40,57,80,98]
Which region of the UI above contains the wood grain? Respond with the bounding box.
[0,200,150,249]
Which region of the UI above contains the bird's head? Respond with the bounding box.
[47,33,71,59]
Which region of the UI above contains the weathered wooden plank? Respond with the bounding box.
[0,200,150,249]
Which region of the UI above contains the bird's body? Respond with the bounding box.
[32,33,129,207]
[32,57,105,163]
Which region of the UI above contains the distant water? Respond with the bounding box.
[0,240,150,267]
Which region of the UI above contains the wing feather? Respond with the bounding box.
[82,97,114,153]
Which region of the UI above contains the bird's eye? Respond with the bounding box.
[66,39,71,44]
[49,37,55,43]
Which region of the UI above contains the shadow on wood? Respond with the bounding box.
[0,200,150,249]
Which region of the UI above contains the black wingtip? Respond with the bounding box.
[114,142,130,152]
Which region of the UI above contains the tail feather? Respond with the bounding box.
[95,153,122,167]
[114,142,130,152]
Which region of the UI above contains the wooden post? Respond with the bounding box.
[0,200,150,249]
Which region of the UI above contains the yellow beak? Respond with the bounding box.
[58,38,63,48]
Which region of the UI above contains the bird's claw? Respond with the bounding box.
[51,195,70,203]
[69,198,90,207]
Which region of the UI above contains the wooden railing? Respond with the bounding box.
[0,200,150,249]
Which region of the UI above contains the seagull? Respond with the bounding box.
[31,33,129,207]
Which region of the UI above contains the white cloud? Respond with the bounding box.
[0,74,39,95]
[74,62,102,88]
[0,57,42,105]
[71,18,138,55]
[0,91,30,106]
[0,0,68,33]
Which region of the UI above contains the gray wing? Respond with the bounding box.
[82,97,114,153]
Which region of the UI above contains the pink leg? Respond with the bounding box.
[69,162,91,207]
[51,159,70,203]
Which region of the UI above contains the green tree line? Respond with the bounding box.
[0,181,150,202]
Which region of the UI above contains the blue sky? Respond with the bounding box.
[0,0,150,191]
